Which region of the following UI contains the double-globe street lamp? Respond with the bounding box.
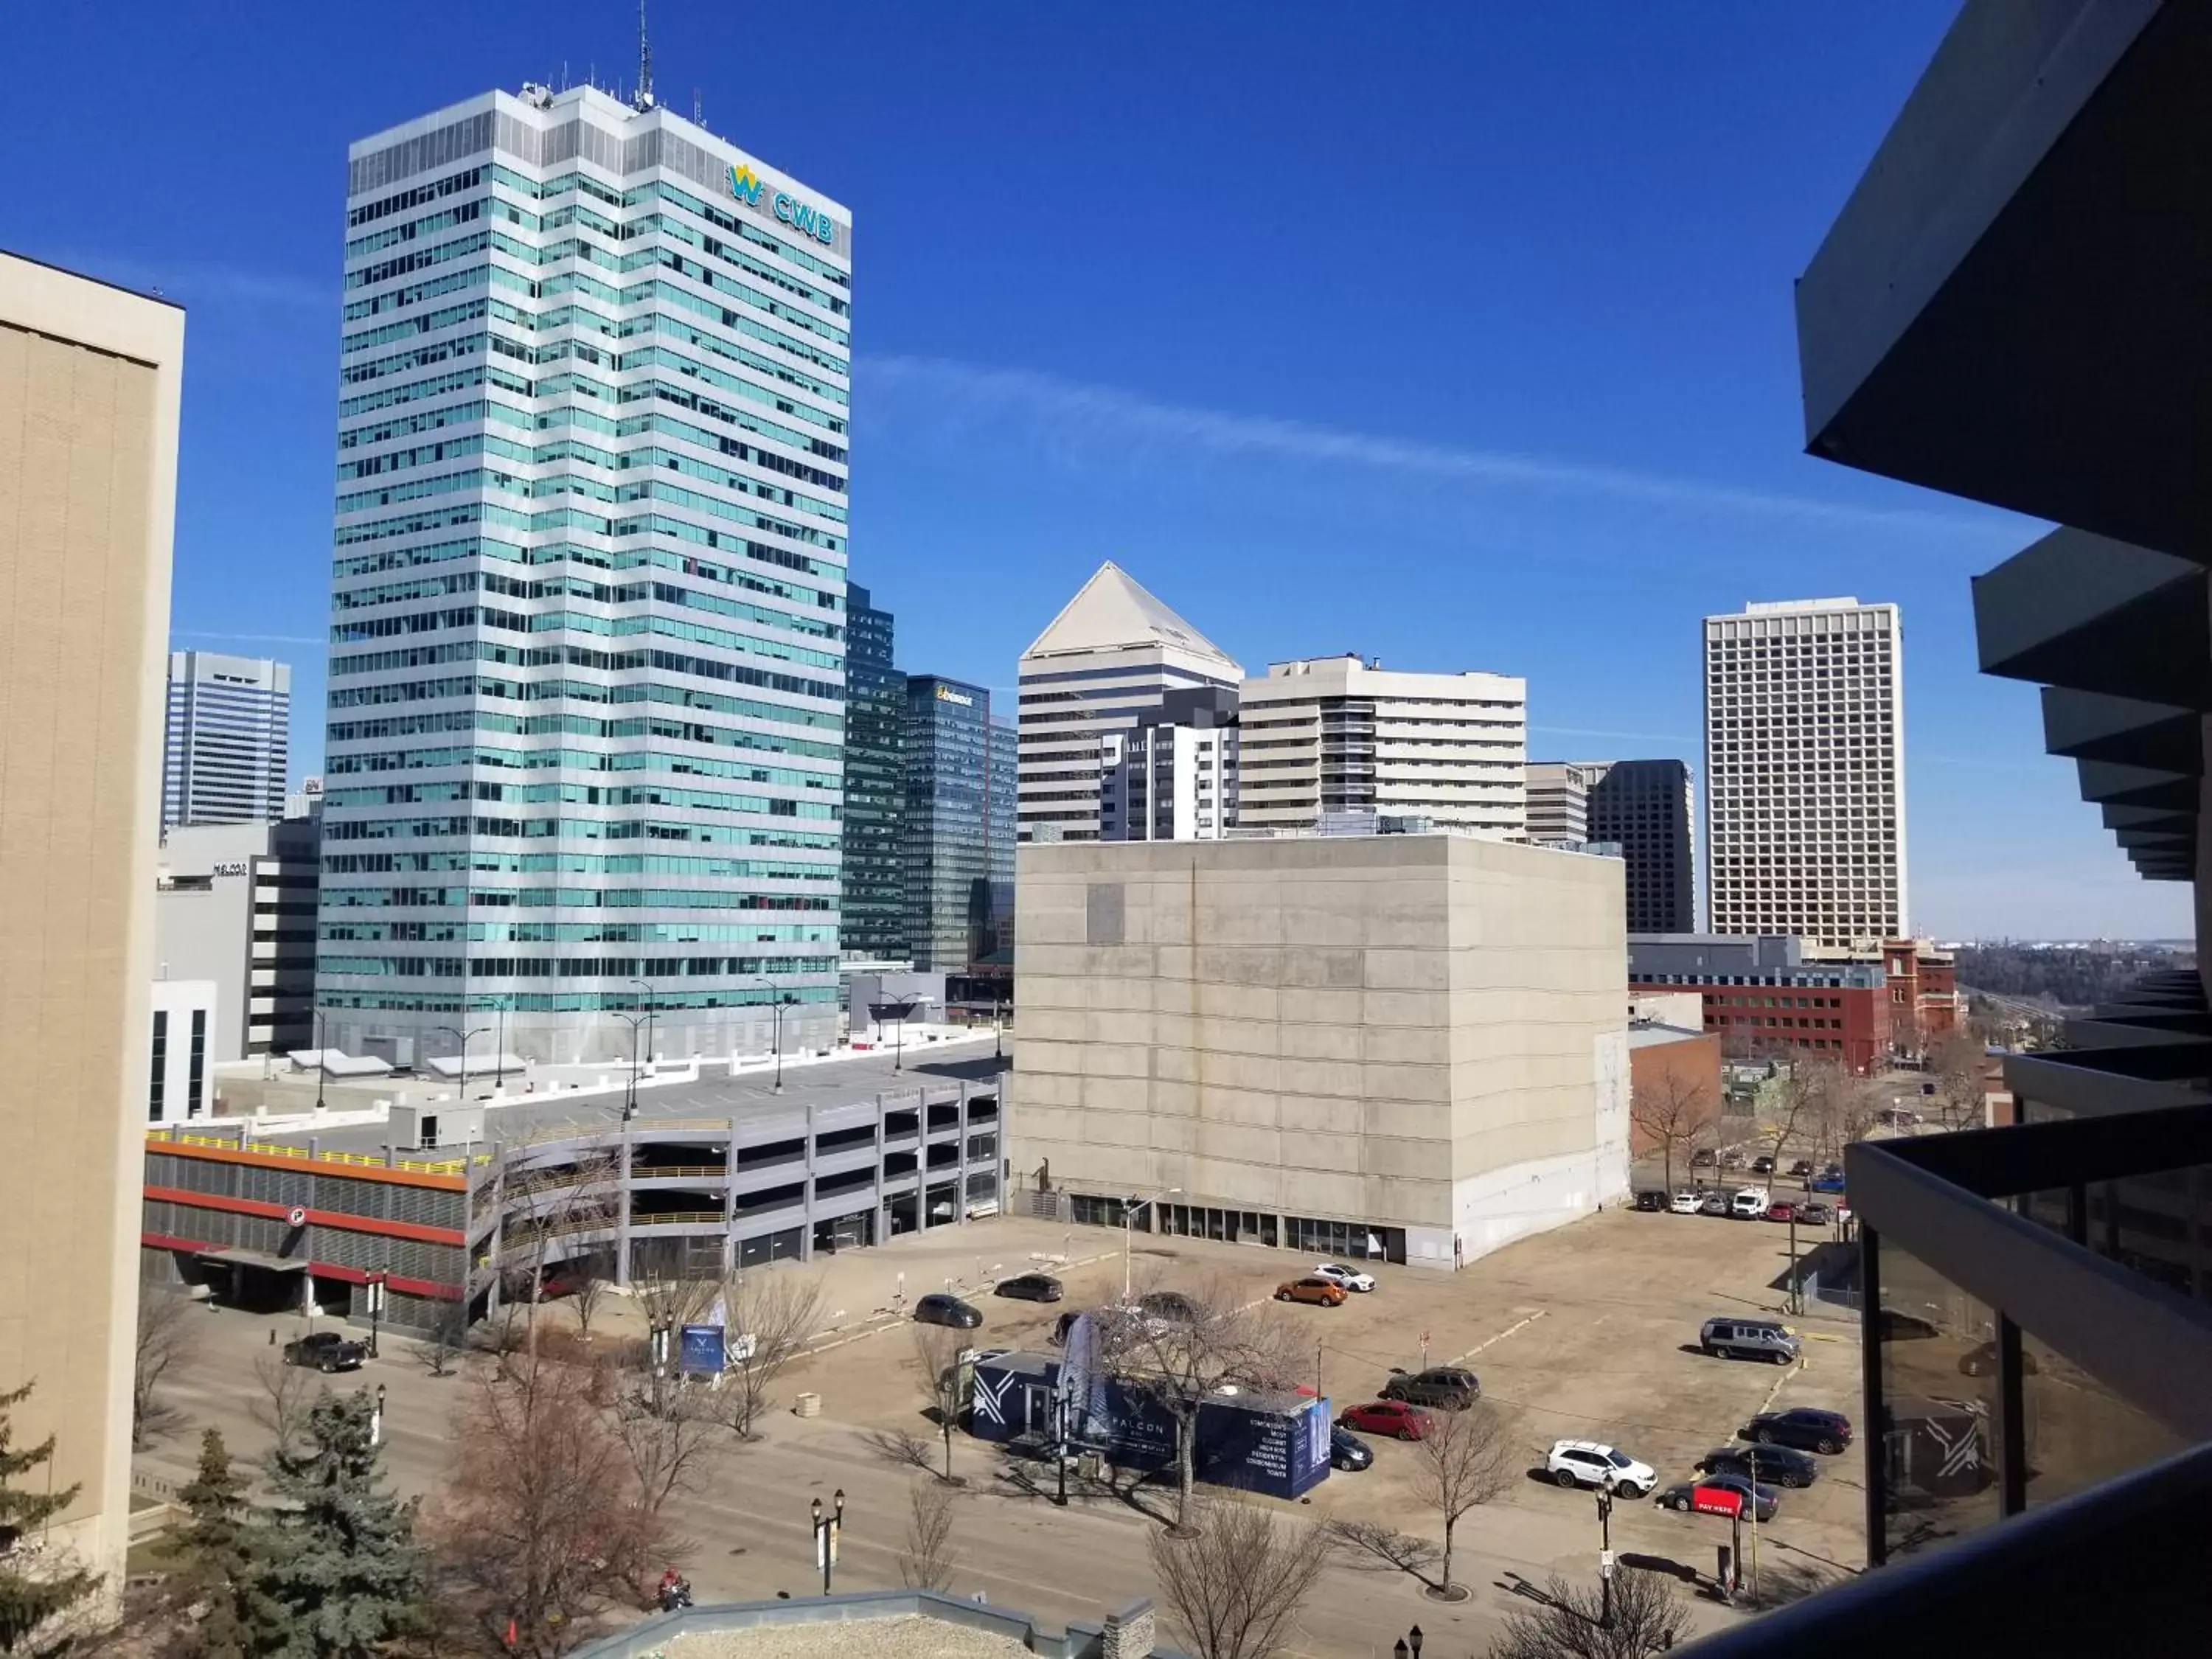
[434,1022,491,1102]
[810,1489,846,1596]
[752,975,801,1093]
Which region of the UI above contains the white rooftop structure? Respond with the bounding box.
[1020,561,1239,667]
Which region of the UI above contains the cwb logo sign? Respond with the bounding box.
[729,164,838,248]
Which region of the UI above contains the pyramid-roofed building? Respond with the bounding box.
[1016,563,1242,842]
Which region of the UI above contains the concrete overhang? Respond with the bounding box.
[2076,758,2194,809]
[1973,530,2210,703]
[2041,688,2199,771]
[1797,0,2212,551]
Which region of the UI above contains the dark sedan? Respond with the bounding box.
[914,1293,984,1329]
[995,1273,1064,1303]
[1659,1473,1779,1524]
[1742,1407,1854,1455]
[1330,1427,1374,1471]
[1700,1443,1820,1489]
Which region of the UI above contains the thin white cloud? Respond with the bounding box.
[174,630,324,647]
[40,249,330,313]
[1532,725,1694,743]
[864,354,2028,543]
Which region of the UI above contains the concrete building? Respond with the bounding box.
[161,652,291,831]
[1017,563,1242,844]
[1099,686,1239,842]
[0,251,184,1593]
[1704,597,1905,947]
[156,815,321,1061]
[841,585,906,962]
[903,675,1013,975]
[1007,833,1629,1269]
[320,84,850,1068]
[1239,656,1527,838]
[1587,759,1697,934]
[1526,759,1599,844]
[147,979,218,1124]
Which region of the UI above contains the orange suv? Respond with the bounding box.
[1275,1276,1349,1307]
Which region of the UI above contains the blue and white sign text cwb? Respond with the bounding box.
[729,164,837,246]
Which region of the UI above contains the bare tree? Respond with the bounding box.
[717,1269,825,1439]
[1805,1068,1882,1173]
[1486,1570,1691,1659]
[568,1259,611,1343]
[413,1301,470,1378]
[1410,1402,1517,1598]
[1099,1277,1303,1534]
[251,1349,315,1458]
[897,1478,960,1593]
[1148,1495,1332,1659]
[608,1380,714,1522]
[1321,1517,1439,1583]
[1629,1067,1717,1192]
[426,1349,674,1659]
[911,1324,968,1483]
[1764,1055,1836,1184]
[133,1287,200,1447]
[1931,1030,1989,1130]
[497,1149,624,1358]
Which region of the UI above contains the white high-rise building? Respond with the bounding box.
[1238,655,1527,837]
[1099,687,1240,841]
[163,651,290,830]
[1703,597,1905,947]
[322,84,851,1065]
[1017,564,1241,843]
[1526,759,1604,845]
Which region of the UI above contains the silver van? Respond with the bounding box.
[1701,1317,1801,1366]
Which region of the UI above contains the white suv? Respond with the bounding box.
[1545,1440,1656,1500]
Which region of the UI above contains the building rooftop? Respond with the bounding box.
[1020,563,1237,669]
[238,1037,1005,1161]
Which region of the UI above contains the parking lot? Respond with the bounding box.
[762,1199,1870,1595]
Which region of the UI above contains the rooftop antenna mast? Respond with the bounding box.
[635,0,655,110]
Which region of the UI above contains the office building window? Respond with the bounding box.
[149,1011,168,1122]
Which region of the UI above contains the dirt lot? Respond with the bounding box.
[765,1202,1870,1596]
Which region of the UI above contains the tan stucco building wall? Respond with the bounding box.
[0,252,184,1585]
[1009,833,1630,1268]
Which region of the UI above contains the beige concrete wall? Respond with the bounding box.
[1008,834,1627,1263]
[0,254,184,1587]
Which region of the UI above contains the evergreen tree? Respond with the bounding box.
[170,1429,283,1659]
[257,1391,425,1659]
[0,1380,97,1654]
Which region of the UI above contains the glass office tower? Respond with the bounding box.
[840,585,906,961]
[320,84,850,1065]
[902,675,1001,974]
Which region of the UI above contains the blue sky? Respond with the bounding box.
[4,1,2179,940]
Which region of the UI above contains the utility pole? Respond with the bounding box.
[1597,1488,1615,1630]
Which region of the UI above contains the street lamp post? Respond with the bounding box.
[754,977,796,1093]
[370,1382,387,1450]
[434,1023,491,1102]
[1391,1628,1424,1659]
[366,1270,386,1359]
[1121,1189,1179,1301]
[613,1009,650,1124]
[630,978,655,1074]
[493,995,507,1089]
[314,1009,331,1113]
[811,1489,845,1596]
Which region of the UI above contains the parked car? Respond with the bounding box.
[1721,1149,1748,1169]
[1311,1263,1377,1293]
[1381,1366,1481,1410]
[1330,1427,1375,1470]
[1789,1159,1814,1179]
[283,1332,367,1373]
[914,1293,983,1329]
[1750,1155,1776,1175]
[1765,1200,1798,1224]
[1742,1407,1854,1455]
[1809,1172,1848,1194]
[1545,1440,1657,1500]
[1959,1340,2039,1378]
[1340,1399,1434,1441]
[1698,1192,1732,1217]
[1276,1276,1349,1307]
[1658,1473,1780,1523]
[1820,1163,1845,1180]
[1730,1189,1770,1220]
[1700,1444,1820,1489]
[1633,1189,1669,1213]
[1138,1290,1200,1324]
[1700,1317,1801,1366]
[995,1273,1064,1303]
[1692,1147,1717,1166]
[1798,1201,1834,1226]
[1669,1189,1703,1215]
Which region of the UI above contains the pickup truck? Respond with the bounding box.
[283,1331,368,1373]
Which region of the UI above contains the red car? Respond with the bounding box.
[1766,1201,1798,1224]
[1339,1399,1435,1441]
